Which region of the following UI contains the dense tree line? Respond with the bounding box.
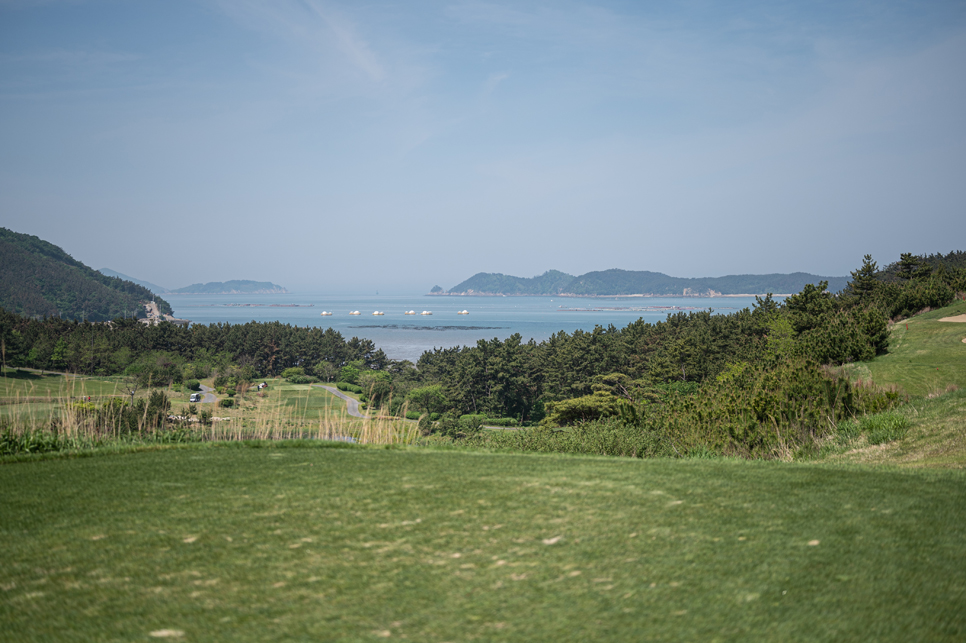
[0,313,389,382]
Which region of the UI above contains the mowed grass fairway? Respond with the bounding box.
[2,447,964,641]
[862,302,966,397]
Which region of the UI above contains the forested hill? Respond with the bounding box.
[439,268,849,296]
[171,280,288,294]
[0,227,172,321]
[442,270,576,296]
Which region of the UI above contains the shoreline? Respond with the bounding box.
[427,292,792,298]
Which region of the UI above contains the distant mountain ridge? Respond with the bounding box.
[172,280,288,295]
[0,227,172,321]
[436,269,849,297]
[98,268,169,295]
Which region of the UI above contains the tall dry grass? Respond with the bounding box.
[2,377,419,454]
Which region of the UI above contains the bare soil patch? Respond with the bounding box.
[938,314,966,322]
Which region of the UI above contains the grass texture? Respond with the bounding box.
[860,302,966,397]
[2,447,965,641]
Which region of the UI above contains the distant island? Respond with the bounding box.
[99,270,289,296]
[432,269,849,297]
[170,280,288,295]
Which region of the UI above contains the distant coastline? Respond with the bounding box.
[429,292,792,298]
[431,268,844,298]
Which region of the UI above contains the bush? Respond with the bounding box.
[219,398,234,409]
[484,417,519,427]
[836,419,861,442]
[542,392,624,427]
[335,382,364,394]
[406,411,422,420]
[184,380,201,392]
[287,374,316,384]
[862,411,910,445]
[466,417,671,459]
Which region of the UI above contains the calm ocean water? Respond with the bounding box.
[164,293,776,363]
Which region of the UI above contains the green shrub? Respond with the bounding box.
[336,382,364,394]
[184,379,201,392]
[543,392,624,427]
[466,417,670,459]
[227,388,236,397]
[862,411,910,445]
[406,411,422,421]
[836,419,861,443]
[484,417,519,427]
[219,398,234,409]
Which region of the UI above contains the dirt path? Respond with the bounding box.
[315,385,366,418]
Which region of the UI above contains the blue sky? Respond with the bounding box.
[1,0,964,292]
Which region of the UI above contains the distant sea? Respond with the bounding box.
[164,293,779,363]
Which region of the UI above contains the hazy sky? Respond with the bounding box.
[2,1,965,293]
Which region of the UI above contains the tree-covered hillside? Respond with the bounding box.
[0,227,171,321]
[440,268,849,296]
[444,270,575,295]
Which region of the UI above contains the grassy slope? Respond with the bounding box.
[0,369,124,400]
[864,301,966,397]
[828,301,966,468]
[2,447,965,642]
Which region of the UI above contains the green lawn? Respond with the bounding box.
[2,447,964,641]
[859,302,966,397]
[0,368,124,401]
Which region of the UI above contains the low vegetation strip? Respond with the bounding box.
[2,448,964,641]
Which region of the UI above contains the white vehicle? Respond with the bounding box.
[189,393,201,403]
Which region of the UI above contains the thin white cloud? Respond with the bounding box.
[304,2,385,82]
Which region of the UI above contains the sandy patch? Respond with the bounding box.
[939,314,966,322]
